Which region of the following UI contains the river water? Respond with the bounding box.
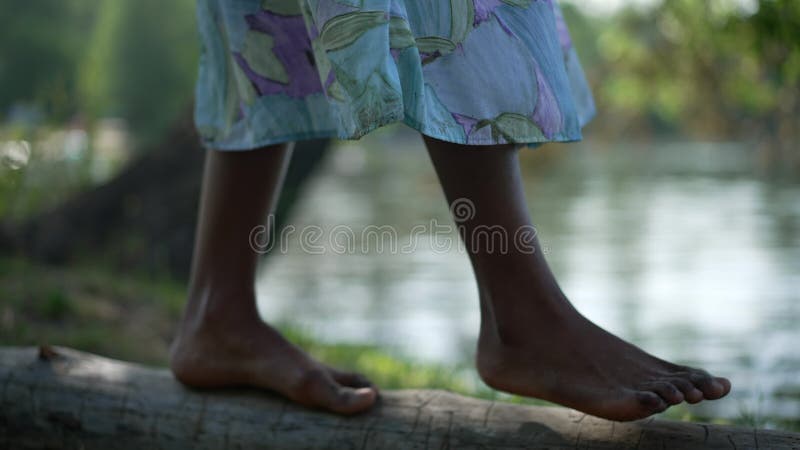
[257,126,800,427]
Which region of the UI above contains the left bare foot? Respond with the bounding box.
[169,292,377,415]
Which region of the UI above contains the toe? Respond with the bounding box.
[665,378,704,404]
[292,369,377,415]
[328,367,376,390]
[714,376,732,397]
[689,370,726,400]
[582,388,669,422]
[644,381,684,405]
[634,390,669,415]
[323,386,377,415]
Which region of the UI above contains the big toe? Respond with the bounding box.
[325,386,377,415]
[643,381,684,405]
[590,389,669,422]
[328,367,376,390]
[293,369,377,415]
[634,390,669,416]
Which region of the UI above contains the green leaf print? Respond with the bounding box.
[241,30,290,84]
[326,80,348,101]
[389,16,415,50]
[449,0,475,44]
[500,0,532,7]
[332,0,364,7]
[330,60,360,97]
[224,53,240,131]
[492,113,545,142]
[308,37,341,101]
[232,61,257,106]
[475,113,545,143]
[319,11,388,52]
[415,36,457,55]
[260,0,302,15]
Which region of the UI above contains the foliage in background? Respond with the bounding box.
[564,0,799,168]
[1,0,798,161]
[0,0,197,145]
[0,0,95,122]
[79,0,197,145]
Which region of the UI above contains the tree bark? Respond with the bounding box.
[1,346,797,449]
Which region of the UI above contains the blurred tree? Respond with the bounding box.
[0,0,197,142]
[0,0,330,280]
[3,115,332,280]
[79,0,198,145]
[578,0,799,170]
[0,0,96,121]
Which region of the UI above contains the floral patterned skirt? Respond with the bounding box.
[194,0,596,150]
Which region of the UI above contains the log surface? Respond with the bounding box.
[1,346,797,449]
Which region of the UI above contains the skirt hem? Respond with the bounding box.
[200,110,592,151]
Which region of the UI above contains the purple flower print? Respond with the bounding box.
[473,0,504,26]
[531,62,562,138]
[453,112,480,137]
[235,10,323,98]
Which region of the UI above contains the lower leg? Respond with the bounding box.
[170,145,376,415]
[422,135,731,421]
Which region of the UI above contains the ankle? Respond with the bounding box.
[478,285,578,347]
[179,284,260,334]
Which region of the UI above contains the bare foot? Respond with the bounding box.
[169,295,377,415]
[476,292,731,422]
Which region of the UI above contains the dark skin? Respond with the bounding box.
[170,136,731,420]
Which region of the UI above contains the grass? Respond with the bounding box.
[0,256,184,365]
[1,256,797,432]
[0,255,501,397]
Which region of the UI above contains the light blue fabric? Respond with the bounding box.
[194,0,595,150]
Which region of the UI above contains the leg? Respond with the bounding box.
[422,135,731,421]
[169,144,376,415]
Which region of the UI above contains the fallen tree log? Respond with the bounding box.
[1,346,797,449]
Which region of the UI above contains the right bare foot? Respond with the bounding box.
[169,295,377,415]
[476,290,731,422]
